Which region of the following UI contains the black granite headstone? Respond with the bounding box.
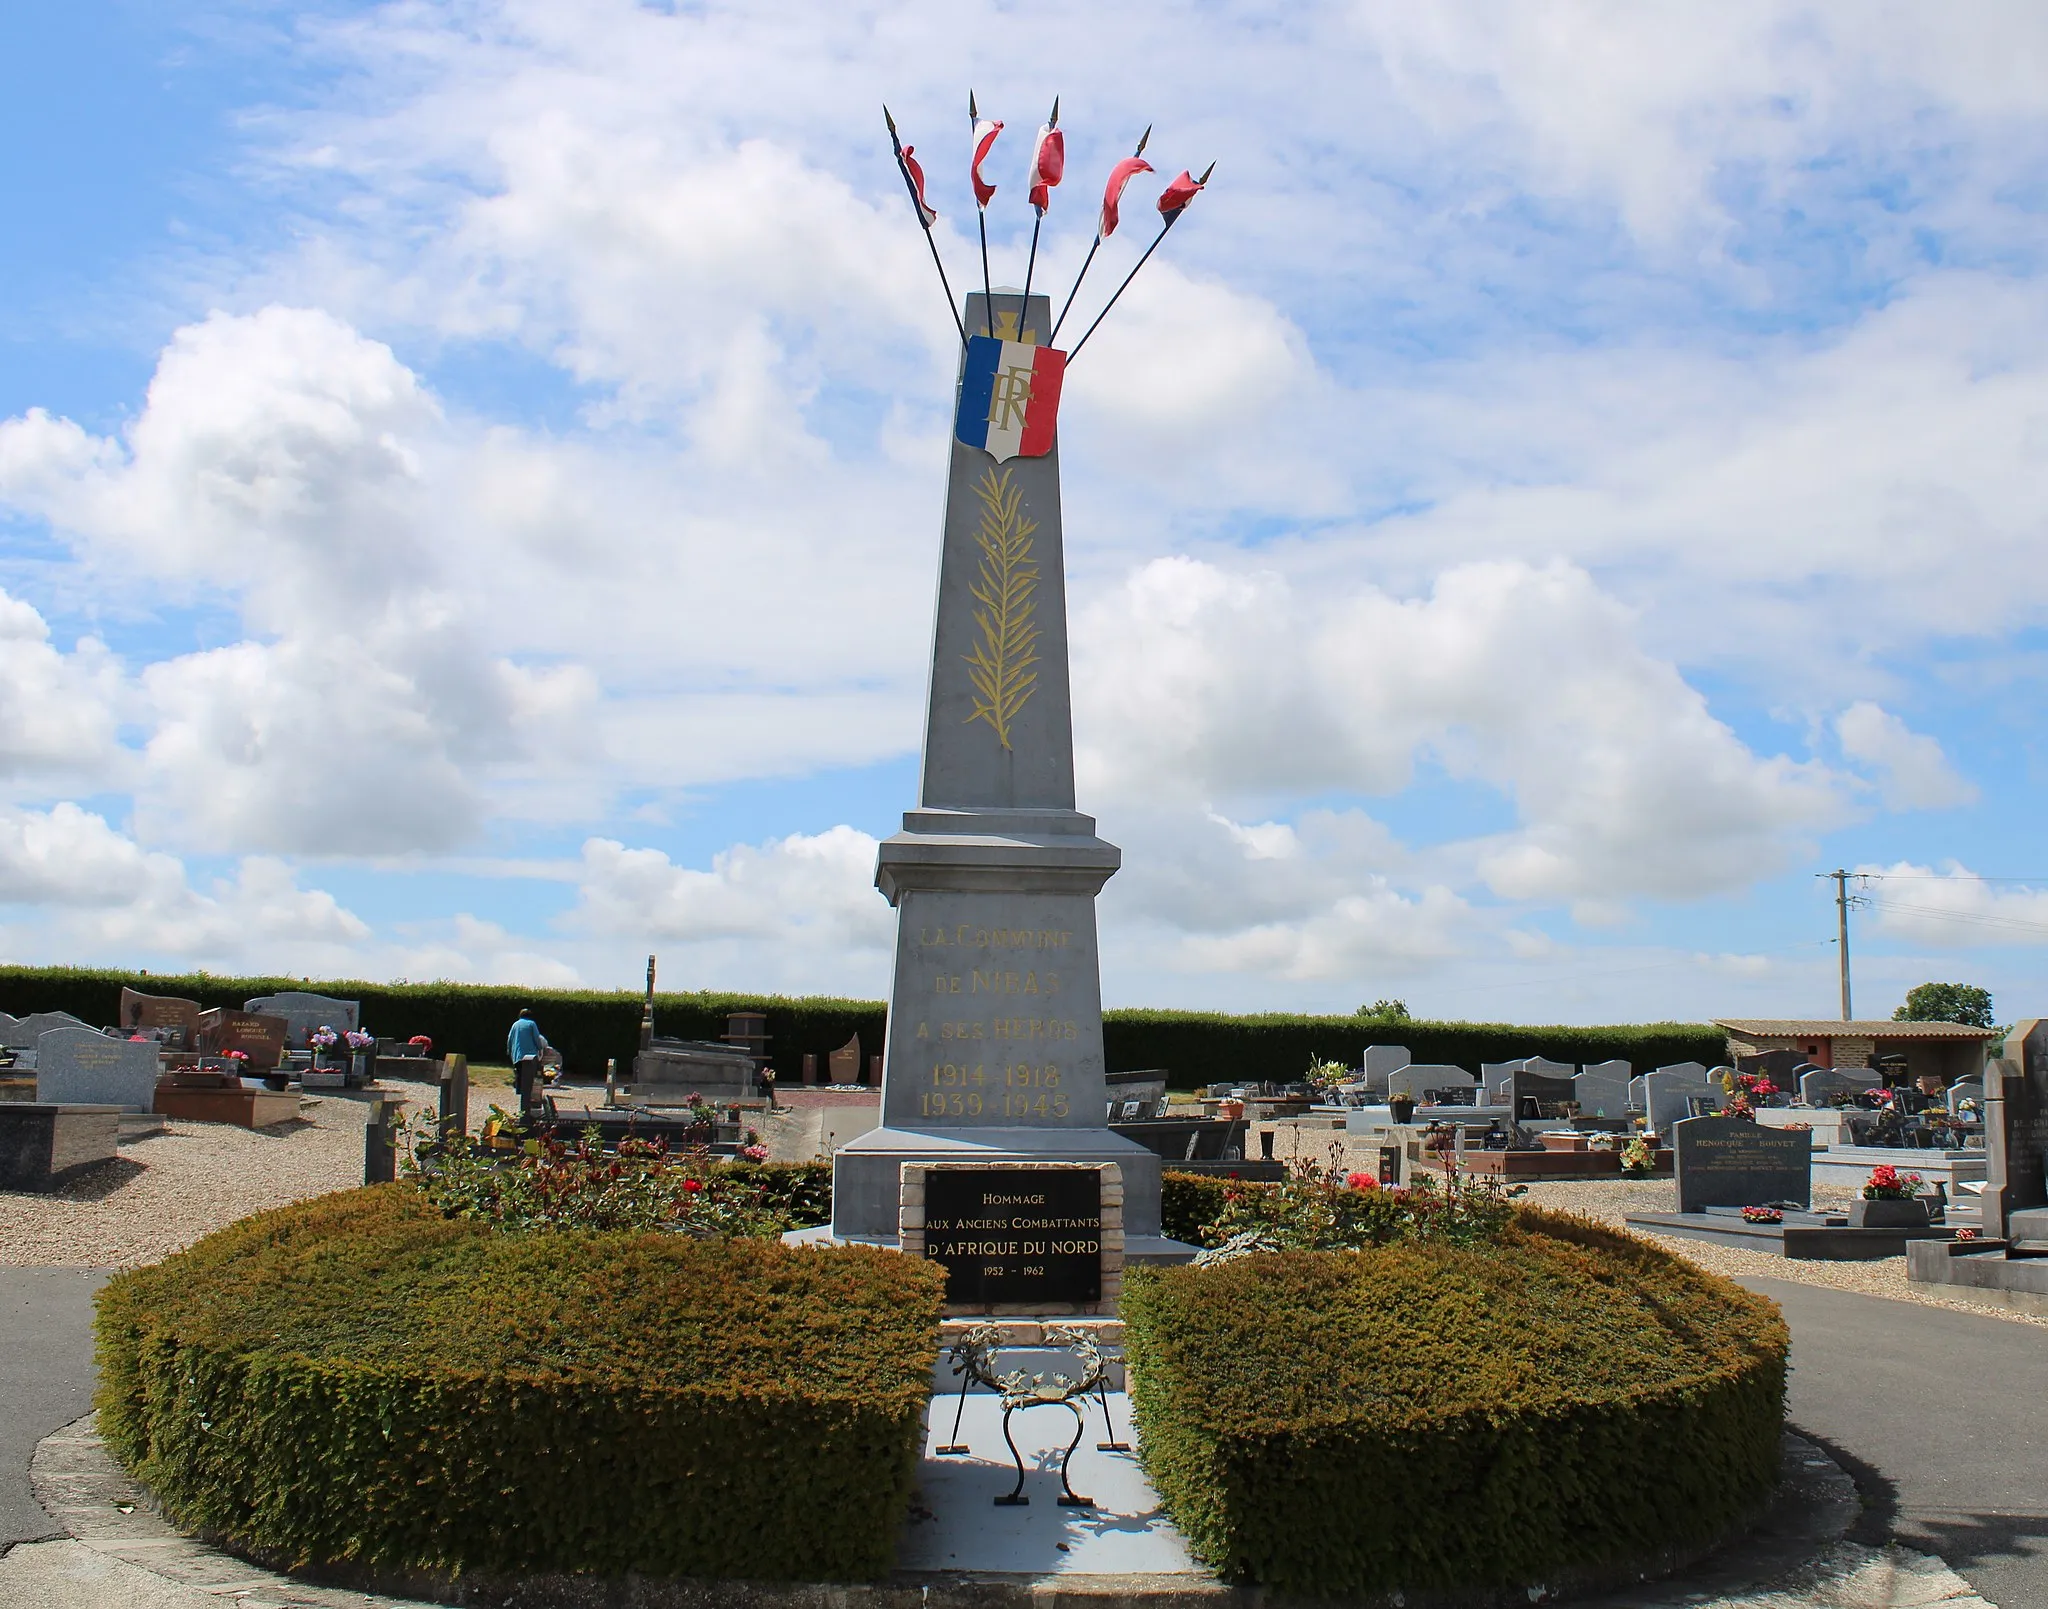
[1673,1116,1811,1212]
[1985,1019,2048,1239]
[923,1167,1102,1306]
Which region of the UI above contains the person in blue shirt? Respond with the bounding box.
[506,1009,550,1120]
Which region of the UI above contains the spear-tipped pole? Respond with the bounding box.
[1052,123,1148,345]
[971,90,994,337]
[1068,159,1212,361]
[883,104,968,350]
[1015,96,1057,341]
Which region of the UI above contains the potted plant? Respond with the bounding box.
[308,1025,343,1069]
[1619,1135,1657,1177]
[1388,1091,1417,1124]
[1848,1163,1930,1227]
[345,1029,376,1084]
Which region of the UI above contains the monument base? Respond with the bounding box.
[825,1124,1196,1264]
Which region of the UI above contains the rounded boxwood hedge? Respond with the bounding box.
[94,1186,943,1584]
[1121,1208,1788,1595]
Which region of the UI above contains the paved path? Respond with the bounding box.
[0,1268,107,1550]
[1744,1276,2048,1609]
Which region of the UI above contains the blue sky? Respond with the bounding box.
[0,1,2045,1023]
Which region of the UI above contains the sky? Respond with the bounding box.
[0,0,2045,1024]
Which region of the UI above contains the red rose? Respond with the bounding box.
[1345,1172,1379,1191]
[682,1178,704,1194]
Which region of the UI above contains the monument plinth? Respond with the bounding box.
[827,291,1189,1261]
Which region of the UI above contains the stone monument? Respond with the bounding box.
[1984,1018,2048,1240]
[826,290,1187,1260]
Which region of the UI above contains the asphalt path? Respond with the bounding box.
[1742,1275,2048,1609]
[0,1268,107,1549]
[4,1263,2044,1606]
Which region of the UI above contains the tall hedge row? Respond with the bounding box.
[1120,1210,1788,1594]
[95,1187,943,1582]
[0,962,1723,1086]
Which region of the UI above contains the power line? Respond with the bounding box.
[1863,897,2048,939]
[1855,872,2048,884]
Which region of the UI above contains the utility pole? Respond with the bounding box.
[1830,870,1852,1020]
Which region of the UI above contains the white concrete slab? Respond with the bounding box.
[899,1389,1202,1575]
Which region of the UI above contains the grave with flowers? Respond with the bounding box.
[1628,1115,1958,1258]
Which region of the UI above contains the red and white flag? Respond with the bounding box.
[1157,167,1207,220]
[971,117,1003,209]
[1098,155,1153,237]
[1028,121,1065,212]
[901,144,937,227]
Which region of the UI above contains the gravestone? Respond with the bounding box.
[1948,1079,1984,1116]
[1644,1069,1721,1136]
[827,1033,861,1084]
[118,988,203,1048]
[1673,1116,1811,1212]
[0,1011,90,1050]
[1737,1048,1806,1083]
[1480,1060,1528,1105]
[35,1028,160,1110]
[245,992,360,1049]
[197,1009,289,1070]
[1387,1065,1478,1103]
[1522,1055,1573,1080]
[918,1165,1104,1306]
[1984,1019,2048,1240]
[1362,1045,1410,1092]
[1507,1069,1577,1119]
[1573,1064,1632,1120]
[0,1104,121,1190]
[1799,1067,1881,1106]
[1628,1074,1648,1112]
[826,290,1179,1258]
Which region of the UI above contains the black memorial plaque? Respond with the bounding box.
[1673,1116,1811,1212]
[923,1167,1103,1306]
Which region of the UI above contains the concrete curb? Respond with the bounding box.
[24,1413,1980,1609]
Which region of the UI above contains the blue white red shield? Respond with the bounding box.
[955,336,1066,462]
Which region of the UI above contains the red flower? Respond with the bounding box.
[1345,1171,1379,1191]
[682,1178,704,1194]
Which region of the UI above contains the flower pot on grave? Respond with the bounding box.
[1847,1198,1930,1228]
[351,1050,374,1084]
[1388,1097,1416,1124]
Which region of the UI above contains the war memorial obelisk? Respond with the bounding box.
[828,290,1187,1259]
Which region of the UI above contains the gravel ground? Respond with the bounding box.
[1259,1120,2048,1331]
[5,1099,2040,1336]
[0,1082,438,1270]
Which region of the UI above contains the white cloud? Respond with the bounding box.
[0,802,368,963]
[1075,555,1849,904]
[563,827,893,994]
[1858,861,2048,949]
[1836,701,1977,811]
[0,591,123,785]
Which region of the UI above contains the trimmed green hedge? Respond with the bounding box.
[0,963,1722,1088]
[95,1187,942,1582]
[1121,1209,1787,1593]
[1104,1010,1724,1090]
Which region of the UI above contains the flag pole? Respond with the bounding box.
[1016,96,1057,342]
[1068,161,1211,361]
[971,91,994,338]
[1052,124,1148,345]
[883,106,968,350]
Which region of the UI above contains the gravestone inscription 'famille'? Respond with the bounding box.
[1673,1116,1811,1213]
[826,291,1185,1259]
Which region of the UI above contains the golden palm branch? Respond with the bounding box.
[961,466,1042,750]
